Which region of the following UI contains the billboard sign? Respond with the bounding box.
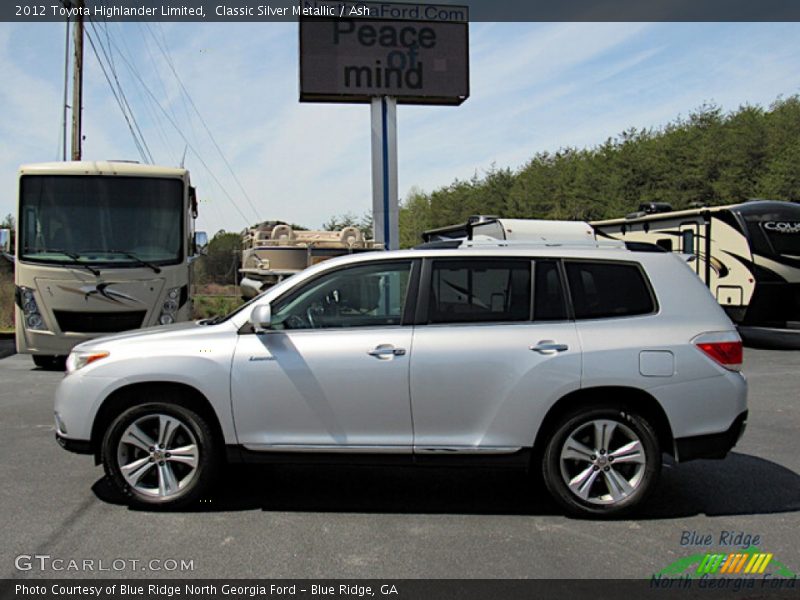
[299,2,469,105]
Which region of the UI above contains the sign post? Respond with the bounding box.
[371,96,399,249]
[299,2,469,249]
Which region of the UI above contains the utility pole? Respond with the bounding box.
[61,14,70,161]
[70,0,84,161]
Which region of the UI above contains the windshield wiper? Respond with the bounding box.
[78,249,163,273]
[108,250,162,274]
[32,249,101,276]
[200,316,221,325]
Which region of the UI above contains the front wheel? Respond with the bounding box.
[542,407,660,517]
[101,402,219,509]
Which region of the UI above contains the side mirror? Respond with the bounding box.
[249,303,272,333]
[194,231,208,256]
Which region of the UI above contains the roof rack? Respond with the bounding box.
[459,238,628,250]
[413,237,667,253]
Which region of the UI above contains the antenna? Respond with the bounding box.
[180,144,188,168]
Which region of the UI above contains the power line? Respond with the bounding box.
[103,34,253,228]
[69,15,251,229]
[143,24,262,223]
[84,25,152,163]
[147,24,201,152]
[134,23,182,162]
[114,22,182,166]
[87,20,154,163]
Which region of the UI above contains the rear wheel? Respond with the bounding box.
[101,402,219,509]
[542,406,660,517]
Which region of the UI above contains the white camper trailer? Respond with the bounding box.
[422,216,595,244]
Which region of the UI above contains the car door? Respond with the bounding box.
[231,260,417,450]
[409,257,582,453]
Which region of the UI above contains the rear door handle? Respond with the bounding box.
[368,344,406,359]
[530,340,569,355]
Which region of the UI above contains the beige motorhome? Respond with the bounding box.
[14,161,205,368]
[239,222,382,299]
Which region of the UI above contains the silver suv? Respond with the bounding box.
[54,241,748,517]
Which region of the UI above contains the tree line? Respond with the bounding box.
[398,96,800,247]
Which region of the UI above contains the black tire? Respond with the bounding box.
[542,406,660,518]
[101,401,220,509]
[32,355,66,371]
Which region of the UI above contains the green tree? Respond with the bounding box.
[203,231,241,285]
[399,186,433,247]
[398,95,800,238]
[322,211,374,238]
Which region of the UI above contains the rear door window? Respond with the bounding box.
[565,261,655,319]
[427,259,531,324]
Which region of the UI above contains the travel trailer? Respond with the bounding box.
[14,161,205,368]
[592,200,800,347]
[422,216,596,244]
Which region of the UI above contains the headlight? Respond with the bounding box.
[25,314,44,330]
[158,286,182,325]
[17,286,47,331]
[66,350,110,373]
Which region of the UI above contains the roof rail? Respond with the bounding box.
[459,239,627,250]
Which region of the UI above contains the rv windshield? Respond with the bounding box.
[761,221,800,256]
[742,205,800,257]
[20,175,184,266]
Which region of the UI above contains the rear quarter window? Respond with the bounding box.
[565,261,656,319]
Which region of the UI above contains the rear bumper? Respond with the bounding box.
[675,410,748,462]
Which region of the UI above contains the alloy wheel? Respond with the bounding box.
[558,418,646,506]
[116,413,199,499]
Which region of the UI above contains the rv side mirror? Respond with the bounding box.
[194,231,208,256]
[249,304,272,333]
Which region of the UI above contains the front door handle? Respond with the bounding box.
[530,340,569,355]
[368,344,406,359]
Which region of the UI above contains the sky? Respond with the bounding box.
[1,21,800,234]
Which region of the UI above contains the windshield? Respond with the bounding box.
[741,205,800,257]
[20,175,184,266]
[761,220,800,256]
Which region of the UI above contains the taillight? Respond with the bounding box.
[693,332,743,371]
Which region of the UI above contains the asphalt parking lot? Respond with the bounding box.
[0,346,798,580]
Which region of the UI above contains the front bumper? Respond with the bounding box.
[55,431,92,455]
[675,410,748,462]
